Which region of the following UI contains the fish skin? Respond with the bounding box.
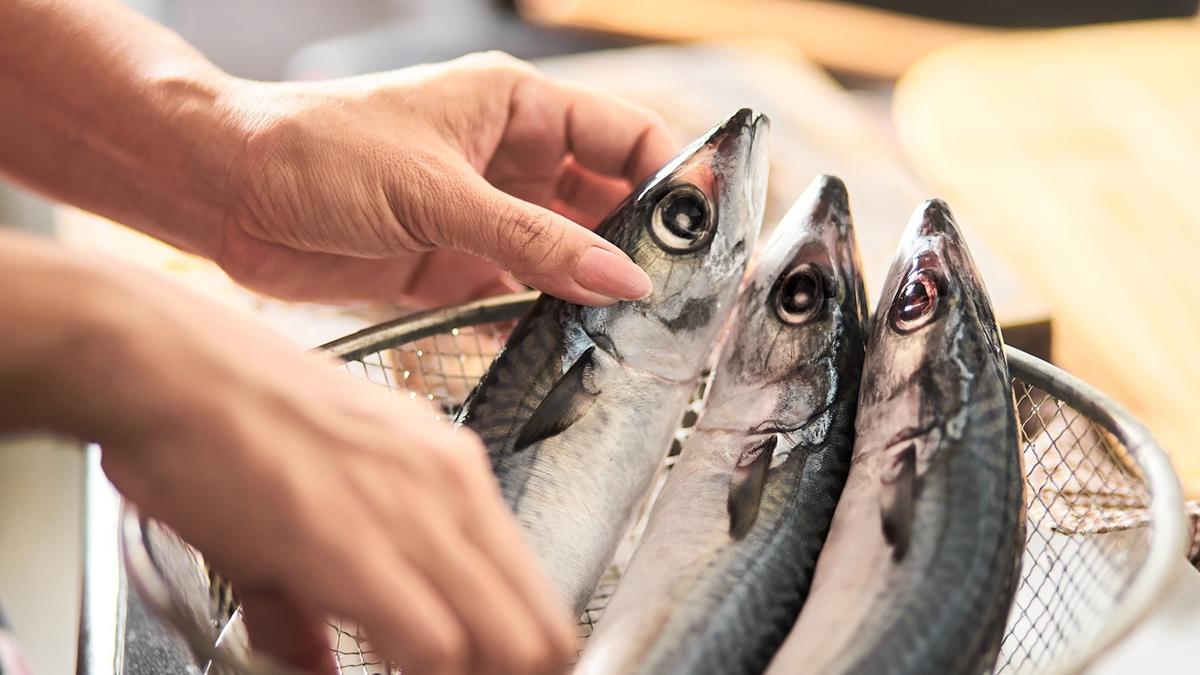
[574,175,869,675]
[456,109,770,616]
[767,200,1025,675]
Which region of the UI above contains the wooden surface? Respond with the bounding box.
[893,17,1200,495]
[521,0,997,78]
[538,42,1050,354]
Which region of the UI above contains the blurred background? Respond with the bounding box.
[3,1,1200,672]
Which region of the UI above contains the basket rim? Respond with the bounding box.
[1003,348,1187,675]
[319,290,540,362]
[123,293,1188,675]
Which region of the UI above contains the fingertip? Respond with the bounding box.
[513,273,622,307]
[479,192,652,305]
[573,246,653,301]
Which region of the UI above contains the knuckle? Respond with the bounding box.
[517,638,563,674]
[421,623,468,670]
[632,102,669,130]
[465,50,533,75]
[437,445,487,493]
[491,642,539,674]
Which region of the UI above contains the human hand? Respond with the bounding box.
[77,265,575,675]
[216,52,676,308]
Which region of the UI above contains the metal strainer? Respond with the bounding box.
[120,292,1187,675]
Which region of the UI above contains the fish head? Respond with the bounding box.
[858,199,1005,459]
[700,175,869,438]
[578,108,769,381]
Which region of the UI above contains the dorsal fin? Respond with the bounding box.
[512,346,600,452]
[728,435,778,539]
[880,443,917,560]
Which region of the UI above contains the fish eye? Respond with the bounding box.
[773,263,827,325]
[649,184,714,253]
[890,268,945,333]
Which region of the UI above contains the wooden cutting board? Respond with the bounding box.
[892,17,1200,494]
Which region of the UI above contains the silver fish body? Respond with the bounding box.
[575,175,868,675]
[457,109,770,615]
[768,200,1025,675]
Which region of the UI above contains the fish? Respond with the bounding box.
[766,200,1025,675]
[574,175,869,675]
[456,108,770,615]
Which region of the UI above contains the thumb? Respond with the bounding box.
[419,169,653,307]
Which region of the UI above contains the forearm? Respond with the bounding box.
[0,230,159,443]
[0,0,246,258]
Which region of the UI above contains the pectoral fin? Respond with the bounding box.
[728,436,778,540]
[880,443,916,560]
[513,346,600,452]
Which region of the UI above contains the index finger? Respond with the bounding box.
[548,79,679,186]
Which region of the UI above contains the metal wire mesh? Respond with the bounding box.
[125,297,1182,675]
[315,314,1158,675]
[995,383,1152,672]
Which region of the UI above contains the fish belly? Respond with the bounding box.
[503,369,693,615]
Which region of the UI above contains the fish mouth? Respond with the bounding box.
[634,108,768,205]
[704,108,771,260]
[898,199,978,284]
[706,108,770,167]
[759,175,851,263]
[911,199,960,240]
[715,107,769,138]
[891,199,1002,354]
[805,176,859,276]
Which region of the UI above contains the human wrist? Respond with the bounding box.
[66,261,239,454]
[120,62,253,260]
[0,240,133,440]
[9,245,208,451]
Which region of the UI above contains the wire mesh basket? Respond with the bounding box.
[121,291,1188,675]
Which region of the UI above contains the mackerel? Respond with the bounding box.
[575,175,868,674]
[767,200,1025,675]
[457,109,770,615]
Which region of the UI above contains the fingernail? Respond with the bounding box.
[574,246,653,301]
